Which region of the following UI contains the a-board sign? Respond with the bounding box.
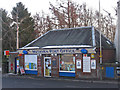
[20,66,25,74]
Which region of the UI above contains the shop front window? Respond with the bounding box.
[60,54,75,72]
[24,55,37,70]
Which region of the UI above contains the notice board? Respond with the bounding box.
[83,57,91,72]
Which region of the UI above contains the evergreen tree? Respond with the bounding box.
[11,2,36,48]
[1,9,15,73]
[2,9,16,51]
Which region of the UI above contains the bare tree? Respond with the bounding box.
[34,0,116,42]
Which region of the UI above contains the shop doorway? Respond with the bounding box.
[44,57,51,77]
[15,57,19,74]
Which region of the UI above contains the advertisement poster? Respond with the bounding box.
[17,59,19,65]
[76,59,81,69]
[91,60,96,69]
[17,59,19,73]
[25,63,29,69]
[73,57,75,64]
[83,57,91,72]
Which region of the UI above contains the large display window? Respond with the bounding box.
[59,54,75,72]
[24,55,37,70]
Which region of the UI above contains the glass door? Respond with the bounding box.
[44,57,51,77]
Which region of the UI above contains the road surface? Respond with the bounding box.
[2,76,119,88]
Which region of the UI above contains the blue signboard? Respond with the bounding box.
[59,72,75,77]
[106,67,114,78]
[25,70,38,75]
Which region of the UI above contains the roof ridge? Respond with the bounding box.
[20,26,115,49]
[22,26,93,48]
[51,26,93,31]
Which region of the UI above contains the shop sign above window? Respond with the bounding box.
[19,48,96,54]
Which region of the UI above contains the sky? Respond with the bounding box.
[0,0,118,18]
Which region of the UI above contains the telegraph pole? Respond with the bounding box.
[99,0,102,64]
[16,9,19,50]
[14,9,30,50]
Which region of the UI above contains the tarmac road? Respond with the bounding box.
[2,74,119,88]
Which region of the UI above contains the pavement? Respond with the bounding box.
[2,73,120,85]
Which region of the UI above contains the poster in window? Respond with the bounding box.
[17,59,19,73]
[73,57,75,64]
[83,57,91,72]
[17,59,19,66]
[76,59,81,69]
[91,60,96,69]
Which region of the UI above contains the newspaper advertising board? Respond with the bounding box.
[83,57,91,72]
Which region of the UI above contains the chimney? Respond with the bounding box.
[114,0,120,62]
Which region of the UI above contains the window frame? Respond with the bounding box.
[59,54,75,73]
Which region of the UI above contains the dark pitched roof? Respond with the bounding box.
[23,26,114,49]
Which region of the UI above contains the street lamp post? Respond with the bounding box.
[99,0,102,80]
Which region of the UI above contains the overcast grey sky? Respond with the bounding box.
[0,0,118,17]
